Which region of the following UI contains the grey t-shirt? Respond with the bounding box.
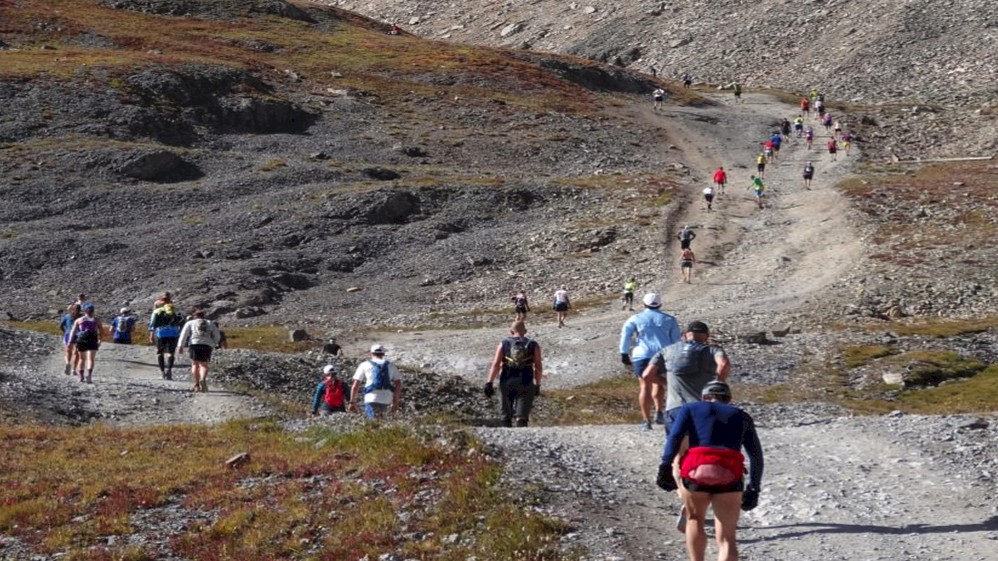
[652,339,728,411]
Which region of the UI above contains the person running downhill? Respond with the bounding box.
[703,185,715,212]
[68,303,103,383]
[749,175,765,209]
[620,293,680,430]
[485,321,543,427]
[653,88,665,111]
[553,286,571,328]
[680,248,696,283]
[803,161,815,189]
[622,278,638,311]
[60,303,82,376]
[656,381,763,561]
[177,308,223,392]
[712,166,727,196]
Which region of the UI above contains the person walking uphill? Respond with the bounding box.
[311,365,349,416]
[485,320,543,427]
[657,381,764,561]
[619,293,680,430]
[622,278,638,311]
[68,303,103,383]
[149,300,184,379]
[553,286,571,328]
[349,344,402,419]
[678,225,696,250]
[177,309,222,392]
[60,303,82,376]
[111,307,136,344]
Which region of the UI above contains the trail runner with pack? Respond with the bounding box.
[553,286,571,328]
[678,225,696,250]
[484,321,543,427]
[349,344,402,419]
[703,186,715,212]
[177,308,223,392]
[111,307,135,344]
[149,300,184,379]
[68,303,103,383]
[622,278,638,311]
[653,88,665,110]
[60,303,82,376]
[732,82,742,103]
[512,290,530,321]
[311,364,349,415]
[803,161,815,189]
[657,381,763,561]
[619,294,680,430]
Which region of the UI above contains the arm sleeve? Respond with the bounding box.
[661,406,691,466]
[619,318,636,354]
[177,323,190,348]
[311,382,325,413]
[742,414,764,489]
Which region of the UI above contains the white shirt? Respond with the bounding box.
[554,289,569,304]
[352,358,402,405]
[703,186,714,195]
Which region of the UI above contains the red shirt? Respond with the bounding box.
[713,169,727,183]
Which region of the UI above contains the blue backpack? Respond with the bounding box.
[364,360,394,394]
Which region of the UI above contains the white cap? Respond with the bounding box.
[120,307,131,314]
[370,344,387,354]
[322,364,337,375]
[642,293,662,308]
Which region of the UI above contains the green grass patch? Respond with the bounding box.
[881,350,986,388]
[0,421,573,560]
[539,376,638,425]
[869,316,998,338]
[841,344,899,368]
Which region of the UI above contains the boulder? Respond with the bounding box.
[738,331,769,345]
[289,328,309,342]
[118,150,200,182]
[362,167,401,181]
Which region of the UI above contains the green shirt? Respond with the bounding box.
[752,177,765,191]
[624,282,637,294]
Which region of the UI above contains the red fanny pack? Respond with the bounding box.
[681,447,745,486]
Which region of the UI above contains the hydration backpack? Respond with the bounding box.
[364,360,394,394]
[324,380,346,407]
[115,315,131,334]
[503,337,535,371]
[195,319,209,336]
[77,318,99,344]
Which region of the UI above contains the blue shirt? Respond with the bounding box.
[661,401,764,489]
[619,308,680,360]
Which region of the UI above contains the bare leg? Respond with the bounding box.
[711,492,743,561]
[682,490,713,561]
[652,381,665,414]
[638,377,653,422]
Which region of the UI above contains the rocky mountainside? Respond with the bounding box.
[325,0,998,161]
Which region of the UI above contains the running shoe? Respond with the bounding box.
[641,420,653,431]
[654,410,665,425]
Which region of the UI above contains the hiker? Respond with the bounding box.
[703,185,715,212]
[650,65,658,78]
[622,278,638,311]
[348,344,402,419]
[803,161,815,189]
[657,381,763,561]
[153,291,172,310]
[68,303,103,383]
[793,115,804,137]
[780,118,792,140]
[484,320,543,427]
[732,82,742,103]
[149,299,184,379]
[680,247,696,284]
[653,87,665,110]
[756,152,767,177]
[512,290,530,321]
[712,166,727,196]
[833,119,843,139]
[177,308,223,392]
[682,73,692,88]
[761,140,774,164]
[323,337,343,356]
[389,23,401,35]
[110,307,135,344]
[642,321,730,433]
[822,112,833,133]
[770,131,782,161]
[827,137,838,161]
[677,225,696,250]
[619,293,680,430]
[311,364,349,416]
[841,132,854,155]
[749,175,765,209]
[815,98,825,118]
[799,96,810,118]
[60,303,82,376]
[804,126,814,150]
[553,286,570,328]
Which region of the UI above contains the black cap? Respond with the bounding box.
[701,380,731,400]
[687,321,709,334]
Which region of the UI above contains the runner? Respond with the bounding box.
[815,98,825,118]
[827,137,838,161]
[793,114,804,137]
[177,308,223,392]
[755,152,767,178]
[110,307,136,345]
[553,286,570,328]
[770,132,782,161]
[484,320,542,427]
[800,96,810,118]
[682,73,692,88]
[703,185,715,212]
[841,132,854,155]
[804,126,815,150]
[619,293,680,430]
[622,279,638,311]
[780,118,792,140]
[677,225,696,250]
[833,119,843,139]
[680,247,696,283]
[149,300,183,379]
[348,344,403,419]
[511,290,530,321]
[656,381,763,561]
[822,112,833,133]
[653,88,665,111]
[749,175,765,209]
[732,82,742,103]
[60,303,82,375]
[803,161,815,190]
[712,166,727,196]
[310,365,348,416]
[68,303,103,383]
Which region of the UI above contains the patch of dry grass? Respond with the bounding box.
[0,421,572,560]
